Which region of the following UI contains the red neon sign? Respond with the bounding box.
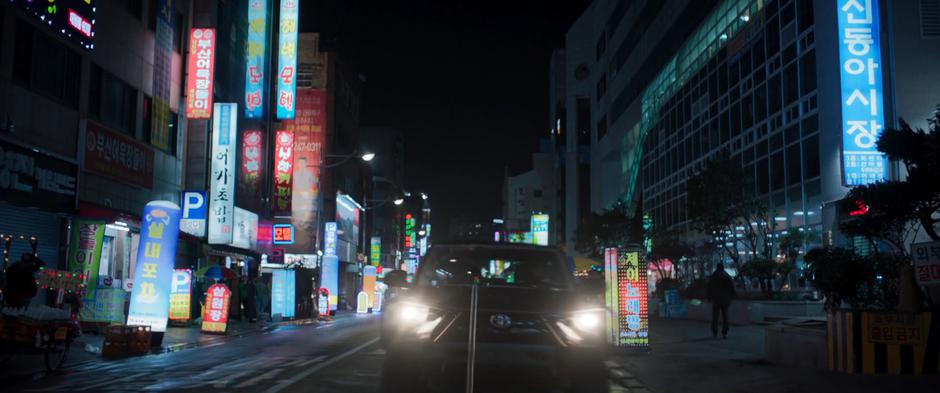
[201,283,231,334]
[273,131,294,215]
[849,199,870,216]
[185,28,217,119]
[273,224,294,244]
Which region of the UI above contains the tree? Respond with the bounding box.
[574,202,634,259]
[687,150,774,281]
[876,109,940,240]
[840,182,921,256]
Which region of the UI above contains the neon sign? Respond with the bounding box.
[615,248,648,347]
[13,0,95,49]
[276,0,299,119]
[273,224,295,244]
[185,28,216,119]
[209,103,238,244]
[242,130,263,189]
[837,0,888,186]
[202,283,231,333]
[531,214,549,246]
[245,0,268,118]
[274,131,294,215]
[169,269,192,322]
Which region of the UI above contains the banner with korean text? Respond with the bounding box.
[202,283,231,333]
[616,247,648,348]
[186,28,216,119]
[126,201,182,333]
[273,131,294,216]
[837,0,888,186]
[209,103,238,244]
[276,0,299,119]
[67,219,105,301]
[245,0,268,118]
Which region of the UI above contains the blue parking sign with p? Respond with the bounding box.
[180,191,207,237]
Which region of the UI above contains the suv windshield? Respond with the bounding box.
[415,247,570,290]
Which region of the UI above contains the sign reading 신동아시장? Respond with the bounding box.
[126,201,182,333]
[837,0,888,186]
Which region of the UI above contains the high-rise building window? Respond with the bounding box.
[12,20,81,109]
[89,64,138,136]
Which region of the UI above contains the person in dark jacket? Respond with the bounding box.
[706,263,735,338]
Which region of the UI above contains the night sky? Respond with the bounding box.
[302,0,591,237]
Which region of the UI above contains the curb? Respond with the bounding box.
[153,317,319,354]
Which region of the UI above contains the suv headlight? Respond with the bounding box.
[572,311,601,332]
[398,303,430,323]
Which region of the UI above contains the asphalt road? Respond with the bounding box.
[3,314,638,393]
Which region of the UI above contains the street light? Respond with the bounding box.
[361,152,375,162]
[393,198,405,205]
[420,192,428,200]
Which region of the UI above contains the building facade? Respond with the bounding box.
[564,0,940,256]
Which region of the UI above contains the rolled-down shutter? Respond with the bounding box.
[0,201,63,265]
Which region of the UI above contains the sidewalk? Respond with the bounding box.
[616,317,939,393]
[0,316,319,382]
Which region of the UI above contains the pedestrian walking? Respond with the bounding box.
[707,263,735,339]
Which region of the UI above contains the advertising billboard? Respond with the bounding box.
[202,283,231,333]
[209,103,238,244]
[67,219,105,300]
[286,89,327,253]
[185,28,216,119]
[322,221,339,312]
[150,0,175,151]
[12,0,95,49]
[180,191,207,237]
[271,269,296,318]
[245,0,268,118]
[126,201,182,333]
[616,247,648,348]
[274,131,294,216]
[276,0,299,119]
[169,269,192,322]
[83,120,155,189]
[837,0,887,186]
[363,265,377,308]
[531,214,549,246]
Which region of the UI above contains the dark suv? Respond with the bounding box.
[381,243,608,393]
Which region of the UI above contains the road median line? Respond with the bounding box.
[261,337,381,393]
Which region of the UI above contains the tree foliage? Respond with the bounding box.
[804,247,903,310]
[573,202,634,259]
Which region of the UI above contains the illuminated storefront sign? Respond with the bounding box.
[363,266,376,311]
[202,283,231,333]
[150,0,175,151]
[13,0,95,49]
[209,103,238,244]
[273,224,295,244]
[615,247,648,347]
[276,0,299,119]
[322,221,339,311]
[245,0,268,118]
[837,0,887,186]
[604,248,619,344]
[241,130,263,200]
[324,221,338,256]
[185,28,216,119]
[371,236,381,266]
[169,269,192,322]
[231,207,259,250]
[271,269,296,318]
[67,219,105,300]
[404,214,417,272]
[274,131,294,216]
[531,214,549,246]
[180,191,207,237]
[127,201,182,333]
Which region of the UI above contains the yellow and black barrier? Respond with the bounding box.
[828,310,939,374]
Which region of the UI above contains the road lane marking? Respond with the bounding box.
[234,367,285,388]
[261,337,381,393]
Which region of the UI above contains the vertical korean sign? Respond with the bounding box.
[245,0,268,118]
[616,247,648,348]
[150,0,175,151]
[169,269,192,322]
[837,0,887,186]
[202,283,231,333]
[276,0,299,119]
[531,214,549,246]
[273,131,294,216]
[185,28,216,119]
[67,219,105,300]
[242,130,263,197]
[370,236,381,266]
[127,201,182,333]
[322,222,339,311]
[209,103,238,244]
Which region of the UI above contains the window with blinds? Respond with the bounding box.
[923,0,940,38]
